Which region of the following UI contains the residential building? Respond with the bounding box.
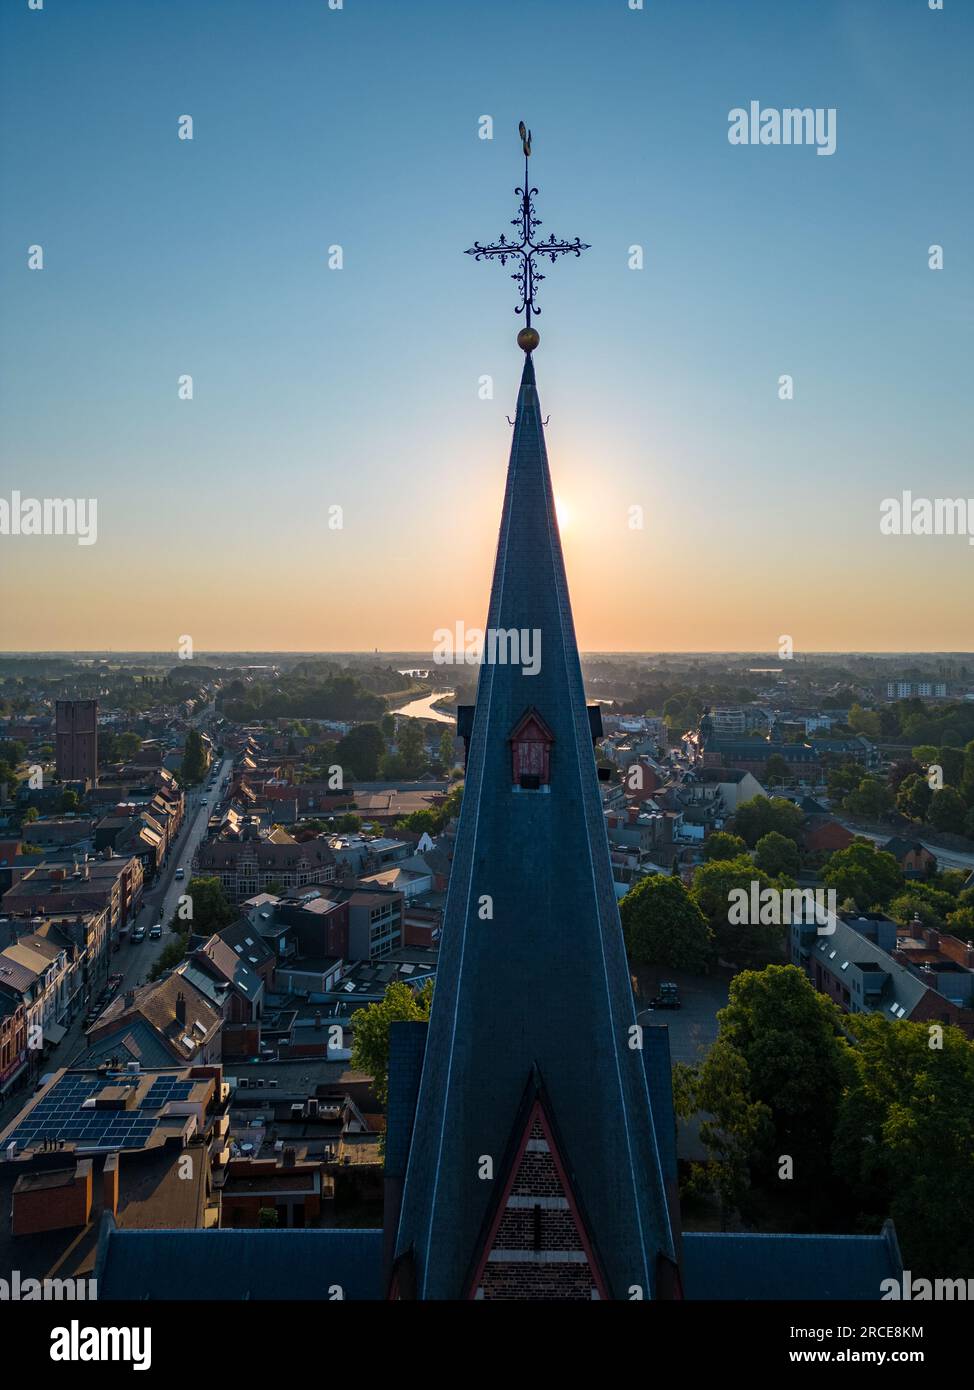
[882,837,937,878]
[1,856,143,941]
[193,836,337,903]
[81,974,223,1068]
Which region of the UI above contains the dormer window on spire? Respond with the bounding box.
[510,708,554,791]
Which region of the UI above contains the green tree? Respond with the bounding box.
[379,751,407,779]
[709,965,854,1190]
[149,935,189,982]
[826,762,861,801]
[962,739,974,805]
[927,787,967,834]
[896,772,932,822]
[397,721,428,779]
[0,739,27,766]
[334,723,385,781]
[691,856,787,968]
[833,1015,974,1276]
[180,730,208,786]
[911,744,939,766]
[22,805,39,824]
[169,875,234,935]
[887,894,945,932]
[936,746,966,789]
[731,795,804,849]
[350,980,434,1107]
[59,788,80,814]
[674,1043,773,1219]
[822,842,903,910]
[437,729,456,770]
[754,830,800,878]
[886,882,958,930]
[115,731,142,762]
[763,753,792,788]
[396,808,439,835]
[620,874,713,973]
[842,777,894,821]
[946,906,974,943]
[848,704,881,737]
[702,831,747,862]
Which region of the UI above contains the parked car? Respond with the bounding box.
[174,867,185,880]
[149,923,162,940]
[649,982,682,1010]
[132,926,146,943]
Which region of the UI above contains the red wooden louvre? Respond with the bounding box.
[509,707,554,787]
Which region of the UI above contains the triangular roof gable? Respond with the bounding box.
[464,1072,608,1300]
[508,706,555,745]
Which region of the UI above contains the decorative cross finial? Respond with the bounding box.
[465,123,590,352]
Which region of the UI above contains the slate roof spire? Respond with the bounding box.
[393,131,679,1297]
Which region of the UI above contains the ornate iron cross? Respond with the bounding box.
[465,122,590,347]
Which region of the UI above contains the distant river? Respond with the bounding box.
[392,690,455,725]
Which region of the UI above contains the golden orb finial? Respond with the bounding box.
[517,326,540,353]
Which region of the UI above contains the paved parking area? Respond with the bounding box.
[636,968,733,1163]
[636,968,731,1067]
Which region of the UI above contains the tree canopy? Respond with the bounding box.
[822,842,903,911]
[620,874,713,973]
[731,795,805,848]
[350,980,434,1107]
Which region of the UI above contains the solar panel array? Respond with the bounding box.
[7,1072,194,1151]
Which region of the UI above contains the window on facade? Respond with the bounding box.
[532,1203,543,1251]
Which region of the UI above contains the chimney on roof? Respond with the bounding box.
[123,989,135,1009]
[175,991,187,1025]
[103,1152,119,1218]
[314,1010,322,1030]
[627,806,639,825]
[282,1147,296,1168]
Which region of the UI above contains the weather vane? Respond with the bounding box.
[465,121,590,353]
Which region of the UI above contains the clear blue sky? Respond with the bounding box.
[1,0,971,651]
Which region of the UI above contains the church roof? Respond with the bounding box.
[682,1230,902,1301]
[393,355,676,1298]
[96,1226,384,1301]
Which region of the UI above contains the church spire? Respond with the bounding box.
[392,129,679,1300]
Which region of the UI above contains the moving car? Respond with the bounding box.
[174,867,185,880]
[149,923,162,940]
[132,925,146,943]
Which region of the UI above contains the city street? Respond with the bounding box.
[837,819,974,873]
[0,754,232,1132]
